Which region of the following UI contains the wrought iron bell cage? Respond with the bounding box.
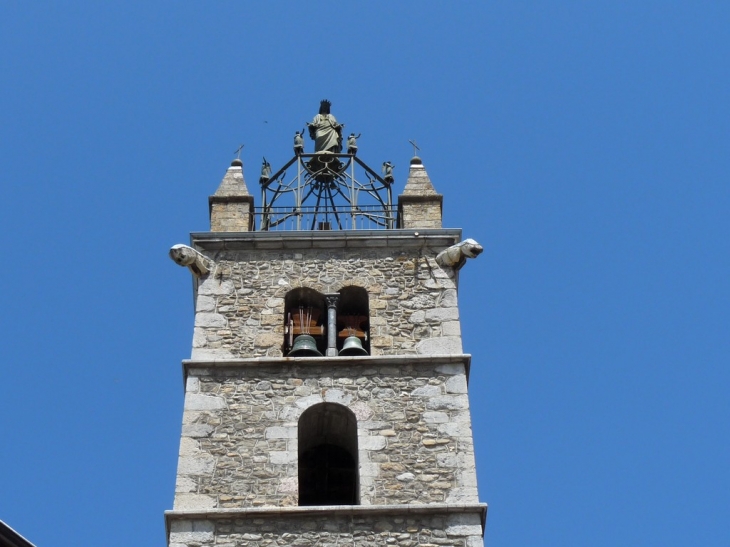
[257,152,396,231]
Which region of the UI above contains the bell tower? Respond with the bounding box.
[166,103,486,547]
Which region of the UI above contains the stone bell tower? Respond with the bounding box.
[166,103,486,547]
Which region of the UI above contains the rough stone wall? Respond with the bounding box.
[210,202,252,232]
[399,201,443,230]
[174,361,478,511]
[191,248,461,360]
[168,511,484,547]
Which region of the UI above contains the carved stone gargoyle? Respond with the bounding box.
[435,238,484,271]
[168,244,211,277]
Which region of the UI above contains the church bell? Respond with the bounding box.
[338,335,368,356]
[288,334,323,357]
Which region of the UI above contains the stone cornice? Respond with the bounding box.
[397,193,444,204]
[182,353,472,384]
[165,502,488,539]
[190,228,461,251]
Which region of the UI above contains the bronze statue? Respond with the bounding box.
[347,133,361,155]
[307,100,344,153]
[382,161,394,184]
[294,130,304,155]
[259,157,272,184]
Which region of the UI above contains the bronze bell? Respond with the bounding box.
[288,334,323,357]
[339,335,368,356]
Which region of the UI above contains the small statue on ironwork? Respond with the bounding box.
[259,157,272,184]
[347,133,361,155]
[382,161,395,184]
[308,99,344,153]
[293,129,304,155]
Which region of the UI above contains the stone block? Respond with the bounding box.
[265,426,297,439]
[411,385,441,397]
[270,451,297,464]
[417,337,463,355]
[425,307,460,322]
[409,310,426,324]
[177,454,216,475]
[426,395,470,411]
[266,297,284,308]
[457,472,479,487]
[439,289,458,308]
[445,487,479,503]
[196,295,216,312]
[254,332,281,346]
[185,393,226,411]
[295,394,324,409]
[360,435,387,450]
[445,375,468,394]
[182,424,214,438]
[191,348,233,361]
[359,462,380,477]
[169,519,215,541]
[438,422,473,437]
[350,401,381,422]
[371,335,394,347]
[279,476,298,493]
[435,363,466,375]
[423,411,450,424]
[445,525,483,537]
[192,327,207,348]
[175,475,197,493]
[178,437,200,456]
[323,389,352,406]
[441,321,461,336]
[185,376,200,393]
[198,278,235,295]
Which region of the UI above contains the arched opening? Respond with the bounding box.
[298,403,359,506]
[336,286,370,355]
[284,288,326,356]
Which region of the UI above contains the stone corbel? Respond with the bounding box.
[435,238,484,271]
[168,244,212,277]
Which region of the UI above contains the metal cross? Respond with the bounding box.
[408,140,420,157]
[234,144,244,159]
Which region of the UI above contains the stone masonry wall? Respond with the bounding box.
[191,247,461,360]
[174,360,478,511]
[168,511,484,547]
[210,202,252,232]
[400,201,443,230]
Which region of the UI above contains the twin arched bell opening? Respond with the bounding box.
[288,334,324,357]
[339,335,368,356]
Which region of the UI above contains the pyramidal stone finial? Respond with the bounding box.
[398,157,443,229]
[214,159,250,197]
[209,159,254,232]
[401,155,438,196]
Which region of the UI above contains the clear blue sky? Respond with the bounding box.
[1,3,728,546]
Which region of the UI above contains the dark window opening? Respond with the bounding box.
[336,286,370,354]
[298,403,359,506]
[284,288,326,355]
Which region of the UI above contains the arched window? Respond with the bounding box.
[336,286,370,355]
[298,403,359,506]
[284,288,326,356]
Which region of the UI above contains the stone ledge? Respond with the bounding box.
[190,229,461,251]
[398,194,444,204]
[208,195,255,205]
[181,354,472,383]
[165,502,488,539]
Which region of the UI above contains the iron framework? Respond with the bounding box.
[257,153,395,231]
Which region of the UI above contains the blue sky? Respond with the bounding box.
[1,2,728,546]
